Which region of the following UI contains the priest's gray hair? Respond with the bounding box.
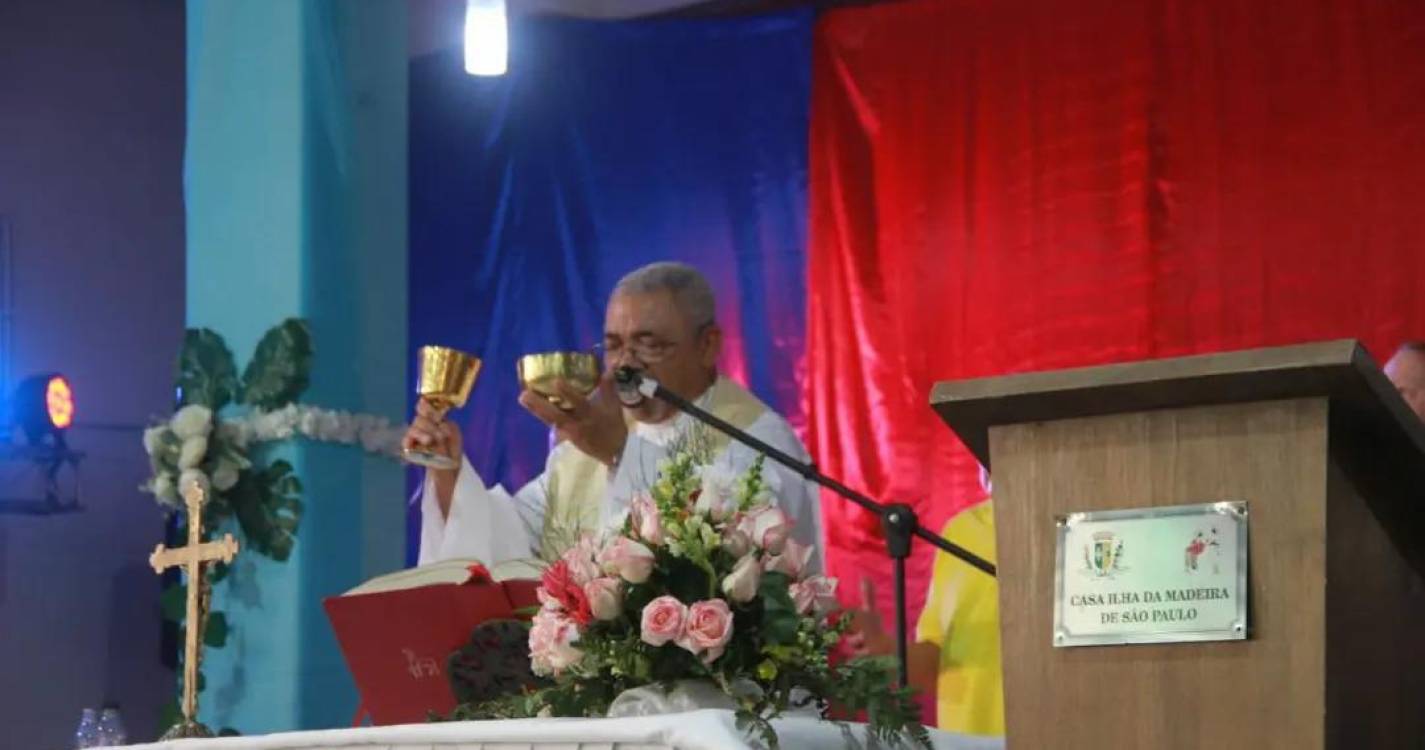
[613,262,717,329]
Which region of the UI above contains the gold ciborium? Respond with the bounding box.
[404,345,482,470]
[517,351,601,410]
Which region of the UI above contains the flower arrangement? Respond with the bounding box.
[452,448,928,749]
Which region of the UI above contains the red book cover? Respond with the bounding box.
[502,578,540,613]
[323,580,523,725]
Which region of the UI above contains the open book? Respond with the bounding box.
[341,557,545,596]
[324,558,543,725]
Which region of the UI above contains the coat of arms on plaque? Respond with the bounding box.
[1083,530,1125,578]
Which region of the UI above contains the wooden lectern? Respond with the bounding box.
[930,340,1425,749]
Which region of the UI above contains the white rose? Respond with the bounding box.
[211,459,241,491]
[740,506,792,555]
[721,553,762,604]
[178,469,211,500]
[177,436,208,470]
[152,472,178,503]
[584,577,624,622]
[170,405,214,440]
[762,538,813,580]
[142,425,170,456]
[722,527,753,558]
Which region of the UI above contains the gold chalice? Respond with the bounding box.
[517,351,601,410]
[404,345,482,470]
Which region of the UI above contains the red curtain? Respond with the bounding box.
[806,0,1425,664]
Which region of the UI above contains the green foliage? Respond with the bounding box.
[157,698,182,732]
[160,582,187,623]
[735,454,768,512]
[811,656,931,750]
[663,557,713,605]
[757,572,800,647]
[160,570,229,649]
[176,317,312,412]
[204,612,229,648]
[177,329,240,409]
[240,318,313,409]
[230,459,303,562]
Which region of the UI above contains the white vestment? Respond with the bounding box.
[416,378,825,573]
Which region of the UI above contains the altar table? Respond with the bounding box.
[112,710,1005,750]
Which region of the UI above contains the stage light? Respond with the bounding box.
[47,376,73,429]
[14,372,74,446]
[464,0,508,77]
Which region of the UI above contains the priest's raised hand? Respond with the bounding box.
[403,399,463,515]
[517,372,628,469]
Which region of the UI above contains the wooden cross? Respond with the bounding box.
[149,479,239,740]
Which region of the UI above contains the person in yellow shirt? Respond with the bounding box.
[854,470,1004,736]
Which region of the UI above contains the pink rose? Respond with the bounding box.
[630,493,663,545]
[721,552,762,603]
[528,609,584,675]
[599,537,656,584]
[789,582,815,615]
[762,538,813,579]
[560,536,602,586]
[676,599,735,663]
[790,575,839,616]
[740,506,792,554]
[640,595,688,647]
[584,577,624,622]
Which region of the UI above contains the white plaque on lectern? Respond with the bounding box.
[1052,501,1249,647]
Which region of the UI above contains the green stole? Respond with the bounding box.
[540,377,769,559]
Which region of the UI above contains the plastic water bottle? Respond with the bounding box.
[97,706,128,746]
[73,708,99,748]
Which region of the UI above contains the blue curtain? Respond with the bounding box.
[407,12,813,562]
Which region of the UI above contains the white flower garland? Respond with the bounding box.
[143,403,407,509]
[228,403,407,457]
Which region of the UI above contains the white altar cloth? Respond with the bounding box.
[113,710,1005,750]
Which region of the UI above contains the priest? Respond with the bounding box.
[406,261,825,571]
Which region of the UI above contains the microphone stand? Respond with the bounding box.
[618,370,996,689]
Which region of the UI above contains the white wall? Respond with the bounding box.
[0,0,185,746]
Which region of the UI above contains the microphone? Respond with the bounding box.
[613,366,651,406]
[613,366,640,388]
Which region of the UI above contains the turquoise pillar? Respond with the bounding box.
[184,0,408,733]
